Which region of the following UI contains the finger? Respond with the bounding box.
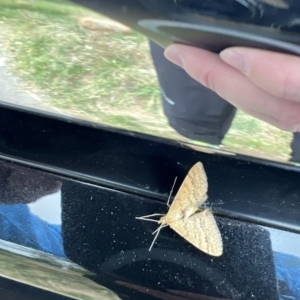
[164,44,300,132]
[220,47,300,102]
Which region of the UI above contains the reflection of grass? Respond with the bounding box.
[0,0,169,134]
[224,111,293,160]
[0,0,87,18]
[0,240,120,300]
[0,0,293,160]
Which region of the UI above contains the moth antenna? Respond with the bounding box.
[167,176,177,207]
[152,224,167,235]
[149,223,164,251]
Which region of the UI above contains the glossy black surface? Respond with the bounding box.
[0,103,300,235]
[0,149,299,299]
[62,179,278,299]
[0,106,299,298]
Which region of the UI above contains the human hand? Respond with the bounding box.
[164,45,300,132]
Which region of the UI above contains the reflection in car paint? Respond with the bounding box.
[259,0,289,9]
[116,280,230,300]
[0,239,120,300]
[0,160,299,298]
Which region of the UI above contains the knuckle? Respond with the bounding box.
[197,69,216,91]
[281,70,300,101]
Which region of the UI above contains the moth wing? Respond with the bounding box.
[169,208,223,257]
[167,162,208,217]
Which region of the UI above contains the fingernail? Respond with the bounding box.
[220,49,249,75]
[164,46,184,68]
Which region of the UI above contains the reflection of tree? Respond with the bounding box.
[0,239,120,300]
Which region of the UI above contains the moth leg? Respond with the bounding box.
[135,213,165,223]
[152,224,168,235]
[136,213,164,218]
[166,176,177,207]
[149,223,165,251]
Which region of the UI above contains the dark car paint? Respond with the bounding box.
[0,101,299,299]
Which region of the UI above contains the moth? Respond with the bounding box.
[136,162,223,256]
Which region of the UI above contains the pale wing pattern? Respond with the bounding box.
[167,162,208,217]
[169,208,223,257]
[164,162,208,223]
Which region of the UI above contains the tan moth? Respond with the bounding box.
[136,162,223,256]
